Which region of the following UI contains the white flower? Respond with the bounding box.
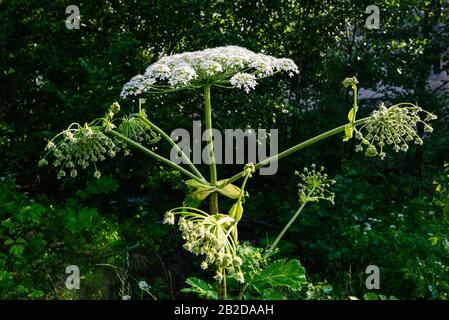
[104,122,116,132]
[46,141,56,150]
[120,74,156,98]
[64,130,76,142]
[214,270,224,282]
[251,54,274,76]
[121,46,298,96]
[230,72,257,93]
[274,58,299,76]
[169,65,197,86]
[200,60,223,76]
[138,281,151,291]
[200,261,208,270]
[84,127,94,137]
[236,271,245,283]
[146,63,171,79]
[166,208,241,272]
[164,211,175,225]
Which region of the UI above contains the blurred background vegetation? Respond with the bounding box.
[0,0,448,299]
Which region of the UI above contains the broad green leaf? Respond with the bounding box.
[251,259,307,292]
[181,277,218,300]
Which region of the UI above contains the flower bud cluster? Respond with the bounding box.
[354,104,436,160]
[164,208,244,283]
[43,124,119,179]
[295,164,336,204]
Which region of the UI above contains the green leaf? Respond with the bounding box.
[343,124,354,142]
[4,239,14,246]
[216,180,241,199]
[9,244,25,257]
[76,176,119,199]
[185,179,242,201]
[363,292,379,300]
[181,277,218,300]
[347,107,355,122]
[229,201,244,222]
[190,188,215,201]
[185,179,212,189]
[185,179,215,201]
[251,259,307,292]
[259,289,286,300]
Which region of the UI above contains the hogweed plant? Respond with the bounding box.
[40,46,437,300]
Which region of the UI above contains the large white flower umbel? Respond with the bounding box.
[120,46,299,97]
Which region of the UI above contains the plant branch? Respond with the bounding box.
[139,117,206,180]
[108,130,202,182]
[238,189,314,300]
[264,189,314,259]
[225,117,370,185]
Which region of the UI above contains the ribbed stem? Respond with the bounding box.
[204,84,219,214]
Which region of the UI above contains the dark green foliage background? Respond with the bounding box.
[0,0,448,299]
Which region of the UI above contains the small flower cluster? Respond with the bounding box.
[120,46,299,97]
[230,72,257,93]
[354,104,437,160]
[138,280,151,291]
[342,76,359,89]
[164,207,244,283]
[243,162,256,177]
[117,114,160,146]
[295,164,336,204]
[41,124,119,179]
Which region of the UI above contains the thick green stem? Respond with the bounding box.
[108,130,202,182]
[226,117,370,185]
[204,84,224,299]
[204,84,219,214]
[139,117,206,181]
